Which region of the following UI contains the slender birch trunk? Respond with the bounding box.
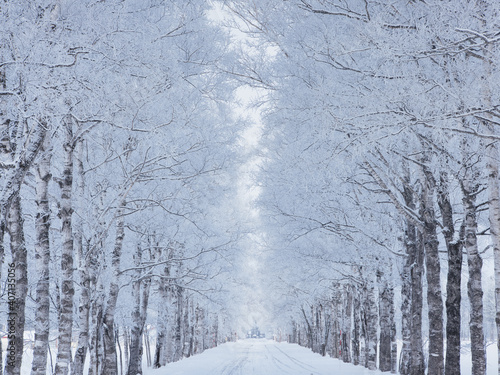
[72,141,90,375]
[331,286,341,358]
[154,245,170,367]
[127,244,144,375]
[352,285,361,366]
[194,305,203,355]
[4,196,28,375]
[342,285,352,363]
[301,306,313,349]
[123,327,130,375]
[88,254,104,375]
[182,296,191,358]
[165,283,178,362]
[378,270,395,372]
[117,326,123,375]
[437,170,463,375]
[411,231,425,375]
[102,202,126,375]
[364,279,378,370]
[421,166,444,375]
[144,329,152,368]
[399,228,413,375]
[174,286,184,361]
[31,137,52,375]
[127,243,152,375]
[462,157,486,375]
[401,167,425,375]
[55,116,76,375]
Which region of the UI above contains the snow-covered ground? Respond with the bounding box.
[145,339,384,375]
[144,339,498,375]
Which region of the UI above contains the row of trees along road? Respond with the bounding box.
[227,1,500,375]
[0,1,242,375]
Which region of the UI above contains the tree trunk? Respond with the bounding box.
[117,326,123,375]
[154,245,170,368]
[331,286,341,358]
[399,226,413,375]
[378,270,395,372]
[88,249,105,375]
[194,305,203,355]
[364,279,378,370]
[102,202,126,375]
[127,243,152,375]
[123,327,130,375]
[421,167,444,375]
[72,142,90,375]
[4,196,28,375]
[183,296,191,358]
[402,168,425,375]
[411,231,426,375]
[462,161,486,375]
[352,285,361,366]
[437,170,463,375]
[127,244,144,375]
[55,116,76,375]
[174,286,184,361]
[301,306,313,350]
[144,330,152,368]
[31,137,52,375]
[342,285,352,363]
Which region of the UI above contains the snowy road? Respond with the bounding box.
[145,339,383,375]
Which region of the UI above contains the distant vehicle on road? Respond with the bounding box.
[246,327,265,338]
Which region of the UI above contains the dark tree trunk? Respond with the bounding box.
[55,117,76,375]
[378,271,395,372]
[342,284,352,363]
[4,197,28,375]
[31,137,52,375]
[462,164,486,375]
[421,168,444,375]
[410,232,426,375]
[352,285,361,366]
[437,171,463,375]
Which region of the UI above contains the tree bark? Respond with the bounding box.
[437,170,463,375]
[331,286,341,358]
[411,231,426,375]
[399,229,413,375]
[4,196,28,375]
[342,285,352,363]
[31,137,52,375]
[88,253,105,375]
[421,167,444,375]
[378,270,395,372]
[72,141,90,375]
[352,285,361,366]
[102,202,126,375]
[462,159,486,375]
[154,245,170,367]
[55,116,76,375]
[364,279,378,370]
[174,286,184,361]
[127,243,152,375]
[194,305,203,355]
